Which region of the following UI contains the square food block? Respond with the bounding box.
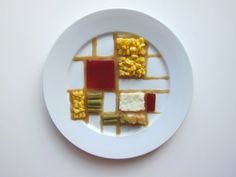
[119,92,145,111]
[145,93,156,112]
[86,60,115,90]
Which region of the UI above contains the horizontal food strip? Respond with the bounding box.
[101,113,148,126]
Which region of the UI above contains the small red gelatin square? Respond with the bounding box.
[86,59,116,90]
[145,93,156,112]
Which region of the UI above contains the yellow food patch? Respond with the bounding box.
[116,37,146,56]
[68,90,86,119]
[116,37,147,78]
[119,56,146,78]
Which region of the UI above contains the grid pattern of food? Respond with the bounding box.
[68,32,170,135]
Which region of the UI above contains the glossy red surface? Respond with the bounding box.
[145,93,156,112]
[86,59,115,90]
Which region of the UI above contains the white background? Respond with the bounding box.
[0,0,236,177]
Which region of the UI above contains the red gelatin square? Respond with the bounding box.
[86,59,115,90]
[145,93,156,112]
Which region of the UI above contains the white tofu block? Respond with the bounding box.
[97,34,114,56]
[147,57,168,77]
[119,92,145,111]
[119,79,169,90]
[76,40,92,56]
[103,92,116,112]
[67,61,84,89]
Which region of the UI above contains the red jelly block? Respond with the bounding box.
[145,93,156,112]
[86,59,116,90]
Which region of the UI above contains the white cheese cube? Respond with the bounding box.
[119,92,145,111]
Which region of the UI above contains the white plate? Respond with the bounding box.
[43,9,193,159]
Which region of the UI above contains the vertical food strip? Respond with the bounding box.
[145,93,156,112]
[68,90,86,120]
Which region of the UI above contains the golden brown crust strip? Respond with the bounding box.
[73,55,114,61]
[92,38,97,57]
[118,89,170,94]
[148,54,161,58]
[145,75,170,80]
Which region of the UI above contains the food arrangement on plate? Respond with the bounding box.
[43,9,192,158]
[67,32,170,134]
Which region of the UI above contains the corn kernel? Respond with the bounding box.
[131,54,138,59]
[130,46,136,52]
[126,49,130,55]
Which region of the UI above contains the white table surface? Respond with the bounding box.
[0,0,236,176]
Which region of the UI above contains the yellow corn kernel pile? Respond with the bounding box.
[117,37,147,78]
[68,90,86,119]
[116,37,147,57]
[119,57,146,78]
